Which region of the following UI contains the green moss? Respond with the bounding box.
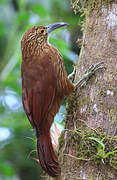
[71,0,114,15]
[65,92,78,120]
[59,128,117,170]
[59,81,117,178]
[59,131,65,154]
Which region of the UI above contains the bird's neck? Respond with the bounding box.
[22,38,48,58]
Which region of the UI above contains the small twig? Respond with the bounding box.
[27,149,37,159]
[40,175,50,179]
[64,153,90,161]
[32,157,39,163]
[24,136,34,141]
[78,118,98,134]
[64,128,76,132]
[64,119,98,134]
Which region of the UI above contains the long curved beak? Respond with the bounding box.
[46,22,69,34]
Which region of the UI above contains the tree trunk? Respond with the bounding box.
[59,1,117,179]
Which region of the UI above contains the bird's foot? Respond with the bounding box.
[68,66,76,83]
[75,62,104,89]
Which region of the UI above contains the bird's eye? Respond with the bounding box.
[41,30,44,33]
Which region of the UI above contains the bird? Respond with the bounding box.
[21,22,103,177]
[21,22,75,177]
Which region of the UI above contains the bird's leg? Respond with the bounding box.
[68,66,76,83]
[75,62,104,89]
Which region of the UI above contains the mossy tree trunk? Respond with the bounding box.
[58,1,117,179]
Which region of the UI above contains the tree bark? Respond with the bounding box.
[59,1,117,179]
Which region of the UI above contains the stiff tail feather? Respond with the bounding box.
[37,132,61,177]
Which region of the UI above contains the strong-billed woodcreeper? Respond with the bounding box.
[21,22,103,177]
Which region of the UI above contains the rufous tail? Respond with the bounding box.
[37,132,61,177]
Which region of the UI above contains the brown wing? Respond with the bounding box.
[48,45,75,96]
[21,54,63,132]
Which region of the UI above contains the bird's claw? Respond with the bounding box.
[75,62,105,89]
[87,62,104,74]
[68,65,77,83]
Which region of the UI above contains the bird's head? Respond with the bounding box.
[21,22,68,47]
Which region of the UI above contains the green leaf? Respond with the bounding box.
[89,137,105,148]
[104,150,117,158]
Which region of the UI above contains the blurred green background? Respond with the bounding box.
[0,0,82,179]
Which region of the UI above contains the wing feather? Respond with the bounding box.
[22,53,63,133]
